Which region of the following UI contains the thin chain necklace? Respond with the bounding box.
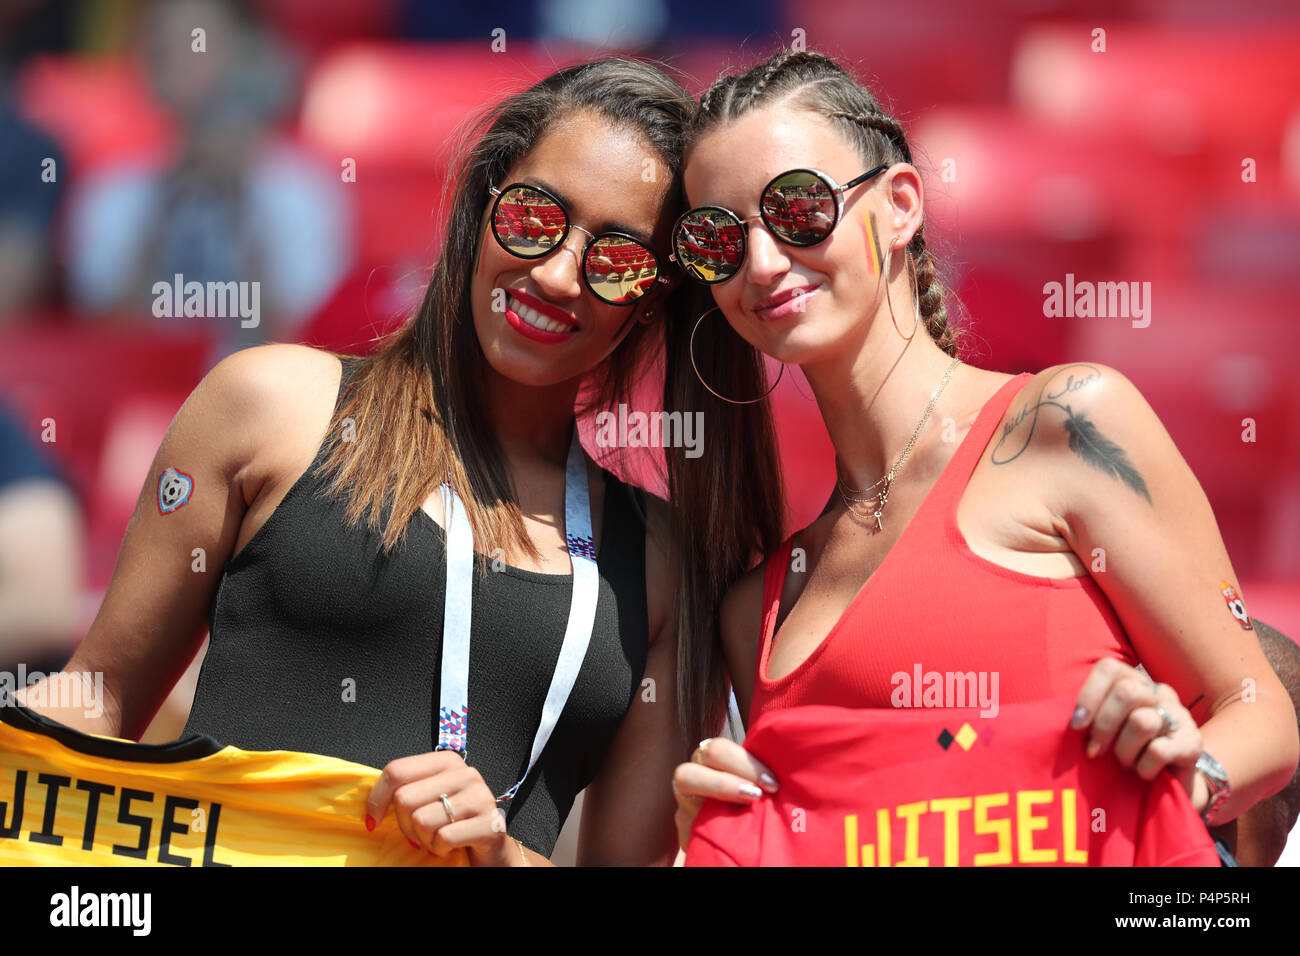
[837,356,962,533]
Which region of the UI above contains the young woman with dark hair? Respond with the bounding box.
[669,49,1298,860]
[19,58,785,866]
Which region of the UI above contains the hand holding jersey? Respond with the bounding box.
[1070,658,1205,812]
[685,697,1219,867]
[674,657,1208,859]
[366,751,519,866]
[673,736,777,851]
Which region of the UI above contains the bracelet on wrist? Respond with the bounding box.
[1195,751,1231,825]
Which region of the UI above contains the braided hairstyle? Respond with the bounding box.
[692,49,960,357]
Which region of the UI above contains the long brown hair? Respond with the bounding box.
[314,58,785,748]
[689,48,965,357]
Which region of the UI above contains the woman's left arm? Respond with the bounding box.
[1032,362,1299,822]
[576,494,689,866]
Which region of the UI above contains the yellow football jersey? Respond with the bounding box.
[0,703,468,867]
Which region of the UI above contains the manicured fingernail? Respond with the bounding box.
[1085,739,1100,759]
[759,772,778,791]
[738,783,762,799]
[1069,706,1088,729]
[365,814,376,831]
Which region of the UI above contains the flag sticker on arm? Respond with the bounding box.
[157,467,194,515]
[1219,581,1253,630]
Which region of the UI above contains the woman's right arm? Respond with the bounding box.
[18,344,329,739]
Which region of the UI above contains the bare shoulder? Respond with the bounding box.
[988,361,1188,520]
[990,363,1164,465]
[194,345,344,513]
[201,344,341,448]
[202,343,343,423]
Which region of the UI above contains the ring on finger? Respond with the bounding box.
[440,792,457,824]
[1154,704,1179,737]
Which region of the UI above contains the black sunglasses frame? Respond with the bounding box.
[487,182,670,306]
[671,164,890,285]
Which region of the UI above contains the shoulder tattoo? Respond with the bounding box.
[990,364,1152,504]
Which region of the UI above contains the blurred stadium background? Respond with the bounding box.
[1,0,1298,865]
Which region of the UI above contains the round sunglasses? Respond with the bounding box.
[671,164,889,284]
[487,183,669,306]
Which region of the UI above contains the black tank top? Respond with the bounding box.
[184,357,650,856]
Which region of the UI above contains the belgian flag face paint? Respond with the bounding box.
[863,210,884,278]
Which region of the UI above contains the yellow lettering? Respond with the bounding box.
[849,787,1082,869]
[928,797,973,866]
[973,793,1012,866]
[1061,789,1087,863]
[1016,789,1057,863]
[894,801,930,866]
[861,808,891,866]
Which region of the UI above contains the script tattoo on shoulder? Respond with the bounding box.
[990,364,1152,504]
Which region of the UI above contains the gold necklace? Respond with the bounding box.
[837,357,962,533]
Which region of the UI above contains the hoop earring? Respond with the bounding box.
[882,244,920,341]
[689,306,785,405]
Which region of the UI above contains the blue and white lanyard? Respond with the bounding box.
[435,429,599,807]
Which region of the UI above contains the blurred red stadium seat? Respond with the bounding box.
[760,0,1021,113]
[1011,22,1300,170]
[0,326,212,587]
[1012,20,1300,140]
[15,56,173,176]
[912,107,1164,371]
[1071,279,1300,578]
[914,106,1205,245]
[252,0,400,56]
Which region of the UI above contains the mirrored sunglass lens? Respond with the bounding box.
[494,186,566,256]
[673,210,743,282]
[762,172,836,245]
[586,236,658,304]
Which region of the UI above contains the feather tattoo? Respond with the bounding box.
[1061,406,1152,503]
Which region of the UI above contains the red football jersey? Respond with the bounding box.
[687,698,1219,867]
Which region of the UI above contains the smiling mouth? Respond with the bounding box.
[507,293,578,334]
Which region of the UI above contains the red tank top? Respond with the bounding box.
[749,372,1139,724]
[687,698,1218,867]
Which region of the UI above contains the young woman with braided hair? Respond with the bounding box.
[669,49,1298,863]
